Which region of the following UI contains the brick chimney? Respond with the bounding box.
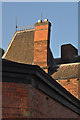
[61,44,78,64]
[34,19,52,73]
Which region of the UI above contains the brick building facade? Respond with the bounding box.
[2,19,80,118]
[1,59,80,119]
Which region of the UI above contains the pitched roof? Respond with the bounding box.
[2,29,34,64]
[51,62,80,80]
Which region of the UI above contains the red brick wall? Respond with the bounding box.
[34,21,51,73]
[57,78,80,100]
[2,82,31,118]
[2,82,79,118]
[28,85,79,118]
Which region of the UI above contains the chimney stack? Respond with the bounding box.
[34,19,51,73]
[61,44,78,63]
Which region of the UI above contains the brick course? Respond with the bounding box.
[2,59,80,119]
[2,82,31,118]
[2,82,80,118]
[34,21,51,72]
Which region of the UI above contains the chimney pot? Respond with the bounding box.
[38,20,42,23]
[44,19,48,22]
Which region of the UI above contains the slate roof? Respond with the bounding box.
[51,62,80,80]
[3,30,34,64]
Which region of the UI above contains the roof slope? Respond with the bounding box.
[51,62,80,80]
[3,30,34,64]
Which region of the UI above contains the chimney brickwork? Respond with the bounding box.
[34,20,51,73]
[3,19,54,73]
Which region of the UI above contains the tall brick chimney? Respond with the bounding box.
[3,18,54,73]
[34,19,53,73]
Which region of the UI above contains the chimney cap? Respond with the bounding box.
[38,20,42,23]
[44,19,48,22]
